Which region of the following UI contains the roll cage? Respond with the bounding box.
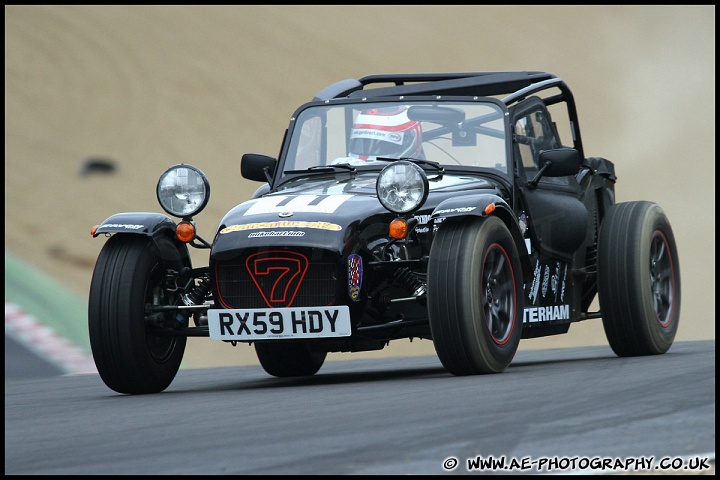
[312,71,585,159]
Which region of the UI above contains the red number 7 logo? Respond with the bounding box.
[246,251,309,308]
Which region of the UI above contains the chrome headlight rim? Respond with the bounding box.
[156,164,210,218]
[376,160,429,214]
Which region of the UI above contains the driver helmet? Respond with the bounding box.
[348,106,424,161]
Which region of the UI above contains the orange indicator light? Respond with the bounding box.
[176,221,196,243]
[389,218,408,239]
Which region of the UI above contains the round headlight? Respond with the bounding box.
[156,164,210,218]
[376,161,429,214]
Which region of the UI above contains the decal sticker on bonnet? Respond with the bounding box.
[247,231,305,238]
[244,195,353,216]
[220,221,341,234]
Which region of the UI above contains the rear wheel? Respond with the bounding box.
[255,341,326,377]
[88,234,187,394]
[427,216,523,375]
[597,201,680,356]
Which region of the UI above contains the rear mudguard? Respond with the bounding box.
[428,193,532,282]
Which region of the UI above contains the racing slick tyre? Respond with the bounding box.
[255,341,327,377]
[597,201,681,357]
[427,216,523,375]
[88,234,187,394]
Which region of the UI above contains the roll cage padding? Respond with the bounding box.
[584,157,617,182]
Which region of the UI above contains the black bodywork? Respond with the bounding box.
[208,72,615,348]
[90,71,679,393]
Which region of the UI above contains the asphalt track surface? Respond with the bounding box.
[3,252,716,475]
[5,339,714,475]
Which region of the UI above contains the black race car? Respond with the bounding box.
[89,71,681,394]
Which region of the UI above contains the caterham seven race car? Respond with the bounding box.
[89,71,681,394]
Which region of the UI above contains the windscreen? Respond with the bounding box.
[283,100,510,175]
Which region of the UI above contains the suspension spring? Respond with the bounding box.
[175,276,211,326]
[393,268,426,298]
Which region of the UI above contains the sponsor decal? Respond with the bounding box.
[523,304,570,323]
[221,221,341,234]
[350,128,405,145]
[434,206,476,215]
[244,195,352,216]
[347,254,362,301]
[541,265,550,298]
[245,251,309,308]
[416,214,431,225]
[528,260,541,305]
[247,230,305,238]
[99,223,144,230]
[551,262,559,298]
[415,215,444,234]
[526,259,569,305]
[549,261,568,302]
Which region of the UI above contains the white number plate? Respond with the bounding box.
[207,306,351,340]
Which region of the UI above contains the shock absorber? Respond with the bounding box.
[175,276,211,326]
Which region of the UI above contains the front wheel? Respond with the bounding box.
[88,234,187,394]
[427,216,523,375]
[255,341,326,377]
[597,201,681,356]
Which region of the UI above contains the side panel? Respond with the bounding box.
[520,187,588,261]
[522,257,574,325]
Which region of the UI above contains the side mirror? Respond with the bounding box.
[241,153,276,183]
[540,148,582,177]
[528,148,582,187]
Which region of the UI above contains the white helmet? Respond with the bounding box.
[348,106,424,161]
